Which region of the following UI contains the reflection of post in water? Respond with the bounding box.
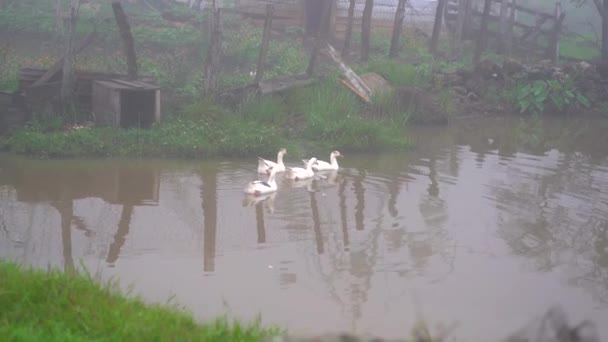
[388,176,400,218]
[200,167,218,272]
[52,201,75,274]
[353,172,365,231]
[309,190,324,254]
[256,203,266,244]
[338,178,349,249]
[428,156,439,197]
[106,204,134,264]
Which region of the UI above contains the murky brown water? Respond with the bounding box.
[2,116,608,340]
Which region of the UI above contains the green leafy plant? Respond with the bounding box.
[515,77,590,115]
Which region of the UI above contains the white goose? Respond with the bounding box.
[257,148,286,174]
[244,167,278,196]
[285,157,317,180]
[307,150,342,171]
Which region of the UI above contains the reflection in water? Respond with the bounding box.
[106,205,134,265]
[2,117,608,340]
[200,165,217,273]
[52,201,75,274]
[309,189,323,255]
[353,172,365,231]
[338,178,350,250]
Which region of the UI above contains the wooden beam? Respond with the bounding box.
[325,43,371,102]
[30,30,97,88]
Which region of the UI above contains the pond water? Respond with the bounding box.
[2,116,608,340]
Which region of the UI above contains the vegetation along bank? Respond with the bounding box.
[0,0,606,161]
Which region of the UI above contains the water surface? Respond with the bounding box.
[2,116,608,340]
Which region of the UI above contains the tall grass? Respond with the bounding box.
[0,261,280,341]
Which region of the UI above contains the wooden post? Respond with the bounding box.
[203,0,222,95]
[389,0,407,58]
[112,1,138,80]
[430,0,447,56]
[255,4,273,84]
[341,0,356,57]
[547,1,563,63]
[506,0,515,56]
[306,0,333,77]
[473,0,492,65]
[498,0,508,54]
[360,0,374,62]
[60,0,80,109]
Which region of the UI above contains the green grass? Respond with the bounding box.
[559,34,601,60]
[0,260,280,341]
[0,78,410,159]
[1,114,285,159]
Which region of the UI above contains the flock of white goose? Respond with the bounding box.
[244,148,343,196]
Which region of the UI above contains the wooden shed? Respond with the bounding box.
[92,79,160,129]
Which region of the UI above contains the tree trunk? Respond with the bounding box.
[55,0,63,37]
[389,0,407,58]
[341,0,356,57]
[203,0,222,95]
[473,0,492,65]
[547,3,563,63]
[360,0,374,62]
[112,1,138,80]
[60,0,80,111]
[453,0,467,58]
[254,4,273,83]
[498,0,508,54]
[603,0,608,60]
[506,0,515,56]
[306,0,333,76]
[430,0,447,56]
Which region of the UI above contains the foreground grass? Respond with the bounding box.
[0,261,280,341]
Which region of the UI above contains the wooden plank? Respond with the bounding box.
[30,30,98,88]
[324,43,371,103]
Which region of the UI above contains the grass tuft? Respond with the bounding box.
[0,260,280,341]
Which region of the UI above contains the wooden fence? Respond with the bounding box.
[444,0,565,61]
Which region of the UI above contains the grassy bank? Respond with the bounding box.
[0,260,280,341]
[0,79,410,159]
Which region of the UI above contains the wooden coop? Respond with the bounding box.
[92,79,160,129]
